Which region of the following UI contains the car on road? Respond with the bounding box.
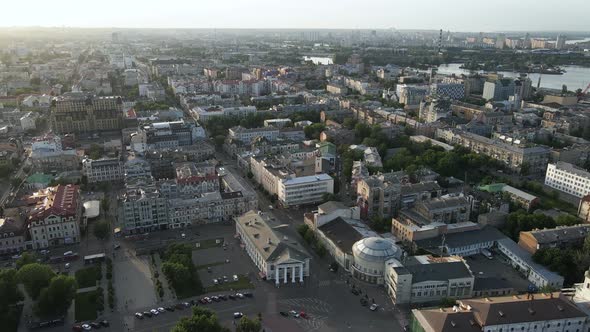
[279,311,289,317]
[150,309,159,316]
[64,263,71,269]
[370,304,379,311]
[213,278,218,285]
[113,243,121,250]
[233,274,239,281]
[63,251,74,256]
[233,312,243,319]
[134,312,143,319]
[157,307,165,313]
[142,311,152,318]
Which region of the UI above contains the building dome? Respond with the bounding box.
[352,237,399,262]
[351,237,400,285]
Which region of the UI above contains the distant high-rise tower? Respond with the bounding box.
[438,29,443,54]
[112,32,120,43]
[556,35,567,50]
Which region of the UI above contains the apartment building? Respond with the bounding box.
[385,255,474,305]
[437,129,550,173]
[173,162,220,197]
[518,225,590,254]
[357,172,404,219]
[30,134,79,172]
[482,78,516,101]
[228,126,280,143]
[82,158,124,183]
[50,93,124,133]
[545,162,590,198]
[191,105,257,122]
[119,178,169,234]
[0,217,29,254]
[411,293,588,332]
[28,184,82,249]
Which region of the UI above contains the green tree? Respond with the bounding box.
[556,214,580,227]
[303,123,325,140]
[172,307,230,332]
[236,316,262,332]
[0,269,23,332]
[17,263,55,299]
[93,220,110,240]
[16,252,37,269]
[35,275,77,317]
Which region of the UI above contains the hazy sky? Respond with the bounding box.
[2,0,589,32]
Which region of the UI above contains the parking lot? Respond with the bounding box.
[465,253,532,292]
[119,222,404,332]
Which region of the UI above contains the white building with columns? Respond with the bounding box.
[235,210,310,286]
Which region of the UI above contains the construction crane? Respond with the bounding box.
[578,82,590,101]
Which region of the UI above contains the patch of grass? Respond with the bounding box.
[205,275,255,293]
[194,238,224,250]
[195,261,226,270]
[75,265,102,288]
[75,290,98,321]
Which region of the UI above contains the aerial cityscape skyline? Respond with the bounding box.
[1,0,590,31]
[2,5,590,332]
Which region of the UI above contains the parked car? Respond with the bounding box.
[142,311,152,318]
[150,309,159,316]
[64,263,71,269]
[360,298,368,306]
[351,289,360,296]
[89,322,101,328]
[211,296,220,302]
[99,320,109,327]
[134,312,144,319]
[81,324,92,330]
[175,303,185,309]
[233,274,239,281]
[243,292,253,298]
[218,295,227,301]
[370,304,379,311]
[166,306,175,311]
[213,278,218,285]
[236,293,244,299]
[289,310,300,318]
[299,311,308,319]
[157,307,165,313]
[228,294,236,300]
[72,325,82,332]
[233,312,243,319]
[279,311,289,317]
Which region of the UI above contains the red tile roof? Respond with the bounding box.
[28,184,80,222]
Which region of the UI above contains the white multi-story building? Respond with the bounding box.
[191,105,257,122]
[385,255,474,304]
[228,126,280,143]
[545,162,590,198]
[235,210,310,286]
[82,158,124,183]
[119,180,169,234]
[278,174,334,207]
[30,134,79,172]
[28,184,82,249]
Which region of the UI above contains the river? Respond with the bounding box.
[303,56,333,65]
[436,63,590,91]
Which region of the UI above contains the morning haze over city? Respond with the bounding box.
[1,1,590,332]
